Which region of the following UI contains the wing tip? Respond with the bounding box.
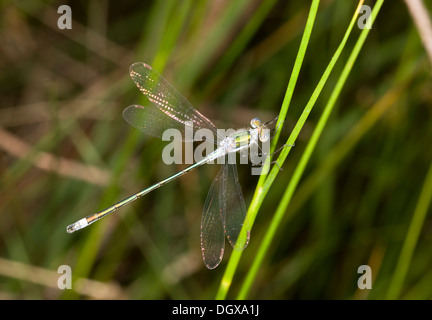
[130,62,151,71]
[202,247,225,270]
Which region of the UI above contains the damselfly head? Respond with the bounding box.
[250,118,270,142]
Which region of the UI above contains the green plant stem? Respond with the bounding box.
[215,0,321,299]
[387,157,432,299]
[290,78,413,216]
[237,0,384,299]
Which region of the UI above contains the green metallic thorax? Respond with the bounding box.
[234,130,252,149]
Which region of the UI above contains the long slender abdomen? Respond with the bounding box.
[66,147,226,233]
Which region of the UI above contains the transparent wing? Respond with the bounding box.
[123,105,197,141]
[201,167,225,269]
[222,162,250,251]
[127,62,223,141]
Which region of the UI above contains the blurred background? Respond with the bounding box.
[0,0,431,299]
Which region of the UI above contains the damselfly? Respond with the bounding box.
[67,63,273,269]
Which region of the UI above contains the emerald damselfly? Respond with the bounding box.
[67,63,273,269]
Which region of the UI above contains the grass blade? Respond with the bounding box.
[387,156,432,299]
[216,0,321,299]
[237,0,384,299]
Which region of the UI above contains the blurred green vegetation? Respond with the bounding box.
[0,0,431,300]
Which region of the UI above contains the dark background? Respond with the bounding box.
[0,0,431,299]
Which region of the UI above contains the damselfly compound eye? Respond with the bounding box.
[259,129,270,142]
[250,118,262,128]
